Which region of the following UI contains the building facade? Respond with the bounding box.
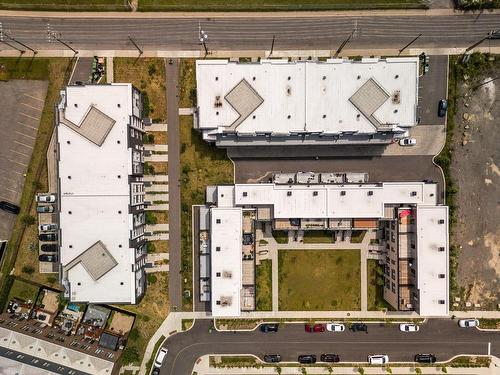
[195,57,419,146]
[56,84,147,304]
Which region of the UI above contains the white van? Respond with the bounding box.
[154,348,168,368]
[368,355,389,365]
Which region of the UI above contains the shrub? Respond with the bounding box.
[148,63,157,76]
[147,274,157,284]
[22,266,35,275]
[142,92,150,117]
[21,215,36,226]
[147,242,156,253]
[146,212,157,225]
[128,328,140,341]
[46,276,57,284]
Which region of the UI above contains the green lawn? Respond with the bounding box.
[0,0,129,11]
[350,230,366,244]
[272,230,288,244]
[7,279,40,305]
[180,115,233,310]
[367,260,392,311]
[178,59,196,109]
[278,250,360,311]
[303,230,333,244]
[139,0,425,11]
[255,260,272,311]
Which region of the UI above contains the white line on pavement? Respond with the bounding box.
[16,121,38,131]
[23,93,45,102]
[10,149,30,158]
[13,139,34,147]
[19,112,39,121]
[20,102,43,111]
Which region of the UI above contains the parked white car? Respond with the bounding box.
[399,323,419,332]
[39,223,58,232]
[458,319,479,328]
[326,323,345,332]
[399,138,417,146]
[154,347,168,368]
[368,355,389,365]
[36,194,56,203]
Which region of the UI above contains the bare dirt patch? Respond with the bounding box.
[452,57,500,309]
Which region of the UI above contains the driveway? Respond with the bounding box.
[417,55,449,126]
[159,319,499,375]
[233,156,444,204]
[0,80,48,241]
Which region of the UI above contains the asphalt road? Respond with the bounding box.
[0,14,499,52]
[159,319,499,375]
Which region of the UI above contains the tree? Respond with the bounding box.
[358,368,365,375]
[415,368,422,374]
[121,346,140,365]
[275,366,282,374]
[21,266,35,275]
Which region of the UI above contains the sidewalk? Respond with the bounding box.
[193,355,500,375]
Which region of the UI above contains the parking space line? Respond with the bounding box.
[0,173,19,183]
[20,112,39,121]
[20,102,43,112]
[10,149,31,158]
[0,185,19,195]
[0,166,23,176]
[14,139,34,148]
[8,158,28,167]
[17,121,38,131]
[14,130,36,139]
[23,93,45,102]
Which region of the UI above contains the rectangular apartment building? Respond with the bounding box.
[195,57,419,146]
[56,84,147,304]
[201,180,449,317]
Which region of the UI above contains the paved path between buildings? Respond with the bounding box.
[145,203,169,211]
[144,174,168,182]
[144,153,168,162]
[166,58,182,311]
[146,123,167,132]
[145,193,169,201]
[144,144,168,152]
[145,184,168,193]
[106,57,113,83]
[145,223,169,233]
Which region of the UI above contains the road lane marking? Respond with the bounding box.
[19,112,39,121]
[14,130,36,140]
[13,139,34,148]
[488,342,490,355]
[20,102,43,111]
[8,158,28,167]
[23,93,45,102]
[16,121,38,131]
[10,149,30,158]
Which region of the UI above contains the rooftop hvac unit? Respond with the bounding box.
[220,296,232,306]
[438,247,445,252]
[340,191,346,196]
[313,191,318,196]
[438,219,445,224]
[222,270,232,278]
[368,191,373,196]
[410,191,417,196]
[287,191,292,196]
[438,300,446,304]
[438,274,445,279]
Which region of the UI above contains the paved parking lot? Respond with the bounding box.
[0,80,48,241]
[417,55,448,126]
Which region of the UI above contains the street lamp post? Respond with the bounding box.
[334,29,356,58]
[460,29,499,63]
[198,23,209,57]
[128,36,143,56]
[3,32,37,55]
[398,33,422,56]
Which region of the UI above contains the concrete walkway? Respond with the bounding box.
[179,107,194,115]
[144,153,168,162]
[145,223,169,233]
[145,193,169,202]
[144,144,168,152]
[145,203,169,211]
[146,233,169,241]
[144,175,168,182]
[145,184,168,193]
[193,354,500,375]
[145,123,167,131]
[106,57,113,83]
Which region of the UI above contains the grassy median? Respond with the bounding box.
[0,0,130,11]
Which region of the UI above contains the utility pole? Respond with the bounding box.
[198,22,209,58]
[3,32,37,55]
[270,35,275,56]
[398,34,422,56]
[460,29,499,63]
[128,36,143,56]
[48,30,78,55]
[334,29,355,58]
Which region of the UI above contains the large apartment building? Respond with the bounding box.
[56,84,147,304]
[195,57,419,146]
[199,178,449,317]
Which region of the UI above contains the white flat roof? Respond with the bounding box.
[233,182,437,219]
[210,207,242,317]
[58,84,137,304]
[196,57,418,136]
[416,206,449,316]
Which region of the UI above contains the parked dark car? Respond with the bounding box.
[151,368,160,375]
[264,354,281,363]
[438,99,448,117]
[39,233,57,242]
[414,354,436,364]
[350,323,368,333]
[39,254,58,262]
[260,323,279,333]
[320,354,340,363]
[0,201,20,214]
[305,323,326,333]
[41,244,58,253]
[298,354,317,364]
